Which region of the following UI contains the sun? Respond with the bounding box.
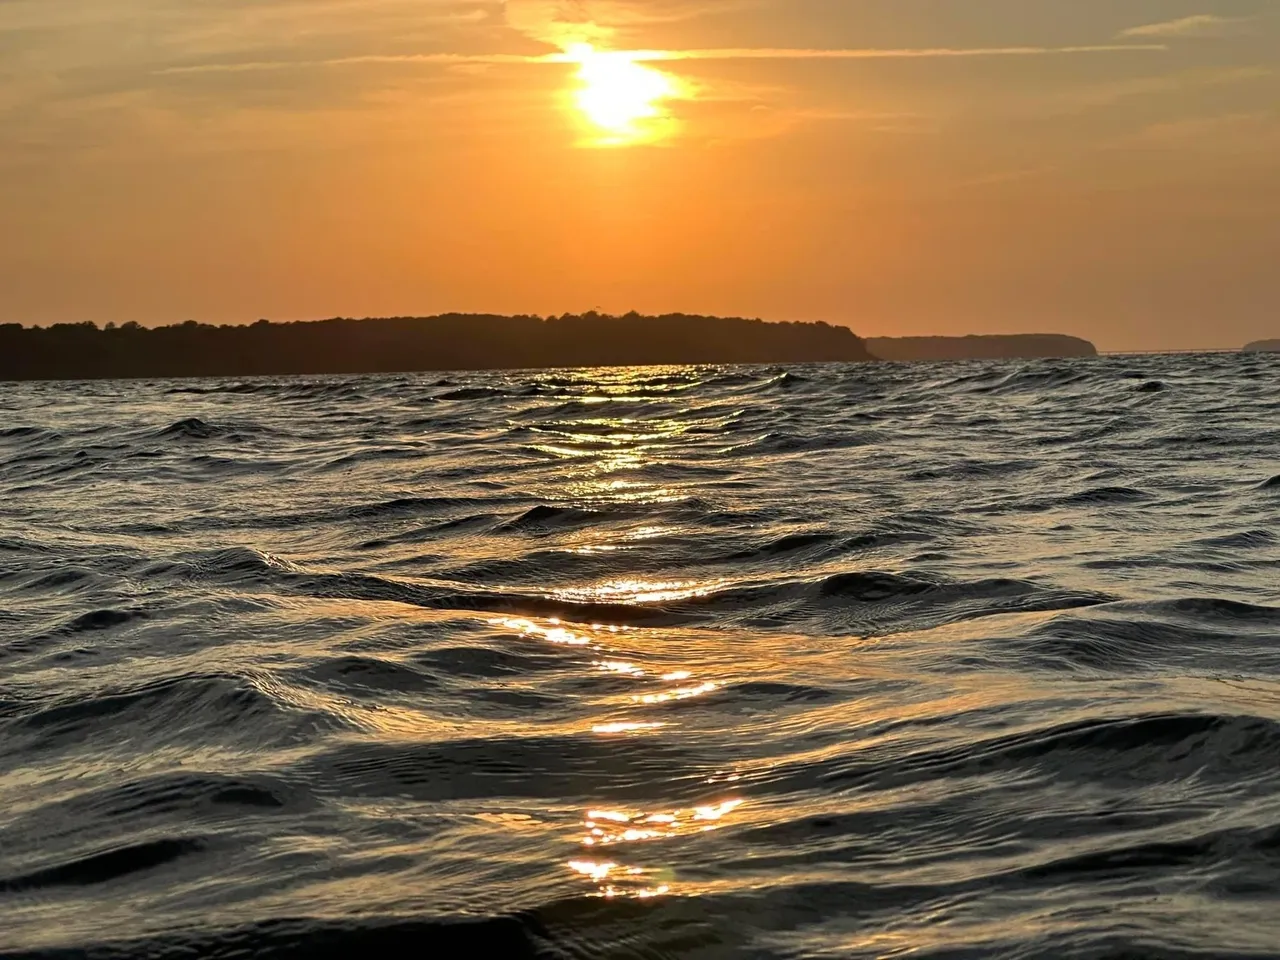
[566,44,682,146]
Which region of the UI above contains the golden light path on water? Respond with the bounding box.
[488,369,752,899]
[494,613,744,899]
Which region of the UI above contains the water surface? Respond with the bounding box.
[2,355,1280,958]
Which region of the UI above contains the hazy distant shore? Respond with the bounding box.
[867,334,1097,362]
[1242,340,1280,353]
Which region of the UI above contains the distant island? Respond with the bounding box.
[1243,340,1280,353]
[866,335,1097,362]
[0,313,875,381]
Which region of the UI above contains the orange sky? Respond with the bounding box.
[1,0,1277,351]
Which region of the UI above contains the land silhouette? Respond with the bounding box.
[0,314,873,381]
[1243,340,1280,353]
[867,335,1097,361]
[0,314,1101,382]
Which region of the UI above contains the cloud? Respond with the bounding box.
[1060,65,1273,110]
[157,53,535,75]
[1129,111,1280,148]
[506,0,612,48]
[1120,14,1252,39]
[503,0,757,49]
[624,44,1166,62]
[159,43,1166,75]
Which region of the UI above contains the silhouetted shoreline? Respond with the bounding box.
[0,315,1112,382]
[0,314,874,382]
[1242,340,1280,353]
[867,334,1097,362]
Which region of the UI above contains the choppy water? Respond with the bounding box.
[3,355,1280,959]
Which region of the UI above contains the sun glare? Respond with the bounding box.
[567,44,682,146]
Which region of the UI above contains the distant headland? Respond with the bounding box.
[1242,340,1280,353]
[0,314,875,382]
[866,335,1097,362]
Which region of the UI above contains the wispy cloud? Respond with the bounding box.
[623,44,1166,62]
[158,43,1165,75]
[504,0,746,49]
[1120,14,1252,39]
[157,54,538,76]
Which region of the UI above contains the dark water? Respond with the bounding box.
[3,355,1280,959]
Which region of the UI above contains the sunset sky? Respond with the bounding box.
[2,1,1277,351]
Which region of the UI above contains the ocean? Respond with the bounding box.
[2,355,1279,959]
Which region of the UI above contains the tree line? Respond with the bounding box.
[0,313,875,381]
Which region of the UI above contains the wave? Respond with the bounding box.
[57,607,146,634]
[164,382,273,396]
[734,429,875,455]
[972,365,1097,395]
[500,504,622,532]
[436,386,513,401]
[0,771,299,856]
[0,672,348,763]
[179,551,1114,634]
[301,731,711,806]
[337,496,499,522]
[152,417,276,443]
[0,426,61,441]
[1053,485,1152,507]
[907,459,1039,482]
[0,838,207,894]
[7,873,1278,959]
[982,597,1280,674]
[758,711,1280,804]
[0,916,553,960]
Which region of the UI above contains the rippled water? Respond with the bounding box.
[3,355,1280,959]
